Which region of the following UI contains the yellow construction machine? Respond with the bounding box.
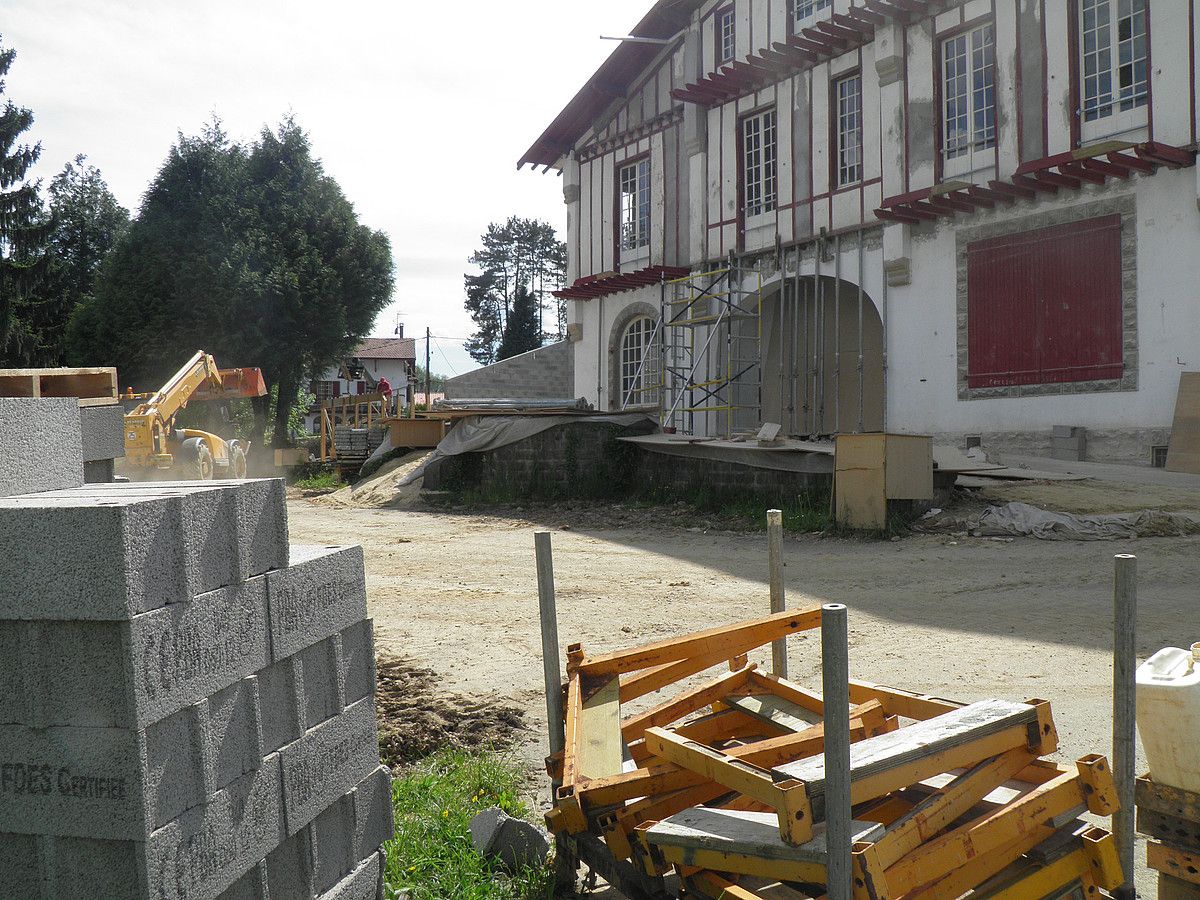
[122,350,267,479]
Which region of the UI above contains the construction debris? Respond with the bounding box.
[543,608,1124,899]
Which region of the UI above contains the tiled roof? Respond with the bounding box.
[354,337,416,360]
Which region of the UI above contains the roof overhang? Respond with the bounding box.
[518,0,702,172]
[554,265,690,300]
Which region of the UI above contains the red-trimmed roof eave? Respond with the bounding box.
[518,0,704,172]
[873,141,1197,224]
[553,265,690,301]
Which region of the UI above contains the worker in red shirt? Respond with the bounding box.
[376,375,393,415]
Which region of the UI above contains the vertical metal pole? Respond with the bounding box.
[822,603,852,900]
[535,532,566,777]
[792,261,801,435]
[424,326,432,411]
[814,245,823,436]
[879,251,888,431]
[767,509,787,677]
[1113,553,1137,900]
[834,233,842,435]
[856,231,865,433]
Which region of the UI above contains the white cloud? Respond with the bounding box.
[4,0,650,375]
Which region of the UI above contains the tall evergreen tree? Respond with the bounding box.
[462,216,565,364]
[0,35,51,364]
[497,284,542,361]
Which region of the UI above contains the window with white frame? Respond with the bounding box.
[742,109,777,218]
[619,316,660,407]
[941,23,996,176]
[1079,0,1148,140]
[717,6,736,64]
[619,158,650,253]
[835,74,863,187]
[792,0,831,28]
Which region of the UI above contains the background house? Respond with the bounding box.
[305,331,416,431]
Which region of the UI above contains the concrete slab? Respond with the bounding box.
[0,397,84,497]
[280,696,380,836]
[266,545,367,661]
[79,403,125,463]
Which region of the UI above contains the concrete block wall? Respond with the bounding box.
[0,479,392,898]
[444,339,575,400]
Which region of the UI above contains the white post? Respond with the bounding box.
[768,508,787,677]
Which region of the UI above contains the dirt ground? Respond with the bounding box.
[290,475,1200,893]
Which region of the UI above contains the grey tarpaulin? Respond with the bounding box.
[617,433,836,474]
[928,501,1200,540]
[398,413,657,486]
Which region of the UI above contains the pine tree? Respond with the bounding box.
[497,284,543,360]
[0,35,51,363]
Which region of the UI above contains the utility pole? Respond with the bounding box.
[424,326,432,411]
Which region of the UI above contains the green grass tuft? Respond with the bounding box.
[382,748,554,900]
[292,469,343,490]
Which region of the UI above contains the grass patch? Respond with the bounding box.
[291,466,343,490]
[383,747,554,900]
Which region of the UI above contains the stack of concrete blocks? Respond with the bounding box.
[79,402,127,483]
[0,478,393,899]
[1050,425,1087,461]
[0,396,124,493]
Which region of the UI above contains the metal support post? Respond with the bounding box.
[767,509,787,677]
[822,602,852,900]
[1112,553,1137,900]
[535,532,565,769]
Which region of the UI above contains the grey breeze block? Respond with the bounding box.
[78,403,126,463]
[0,618,380,833]
[0,397,84,498]
[0,762,392,900]
[267,545,368,662]
[0,479,288,620]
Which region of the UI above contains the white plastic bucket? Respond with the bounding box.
[1136,643,1200,793]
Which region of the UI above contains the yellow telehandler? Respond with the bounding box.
[122,350,267,479]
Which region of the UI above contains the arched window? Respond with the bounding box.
[619,316,660,407]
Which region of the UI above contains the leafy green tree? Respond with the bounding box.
[497,284,542,360]
[463,216,565,364]
[0,35,51,364]
[68,118,394,447]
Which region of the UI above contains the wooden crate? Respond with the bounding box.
[0,366,118,406]
[834,433,933,530]
[387,417,446,448]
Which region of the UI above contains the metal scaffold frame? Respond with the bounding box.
[656,259,762,437]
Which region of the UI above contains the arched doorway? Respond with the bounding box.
[761,274,884,437]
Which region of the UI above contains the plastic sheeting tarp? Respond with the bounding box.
[398,413,656,486]
[933,501,1200,541]
[617,433,835,474]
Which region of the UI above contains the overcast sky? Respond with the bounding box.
[4,0,651,375]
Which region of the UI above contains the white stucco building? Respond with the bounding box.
[522,0,1199,463]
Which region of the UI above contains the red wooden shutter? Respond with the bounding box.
[967,215,1123,389]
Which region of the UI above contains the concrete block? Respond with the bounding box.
[266,545,367,661]
[312,794,356,893]
[145,705,205,829]
[299,636,346,730]
[257,657,304,755]
[199,677,264,799]
[79,403,125,462]
[0,832,41,896]
[84,458,116,483]
[352,766,395,862]
[0,723,143,839]
[318,850,383,900]
[46,834,146,898]
[146,753,285,900]
[0,397,84,497]
[281,696,381,835]
[130,576,270,728]
[0,493,190,620]
[470,807,550,872]
[265,821,314,898]
[216,861,269,900]
[23,619,131,728]
[340,619,377,708]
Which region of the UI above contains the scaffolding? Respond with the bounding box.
[655,262,762,437]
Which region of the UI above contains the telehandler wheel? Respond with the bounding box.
[230,446,247,479]
[189,444,215,480]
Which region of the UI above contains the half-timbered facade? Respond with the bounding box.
[521,0,1200,462]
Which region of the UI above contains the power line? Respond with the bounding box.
[434,341,460,376]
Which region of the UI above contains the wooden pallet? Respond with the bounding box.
[0,366,118,406]
[1138,774,1200,893]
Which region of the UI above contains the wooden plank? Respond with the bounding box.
[576,605,823,678]
[562,671,584,789]
[1167,372,1200,473]
[1160,873,1200,899]
[1138,806,1200,849]
[772,700,1045,816]
[747,670,826,716]
[968,846,1089,899]
[847,679,964,720]
[579,676,623,779]
[723,694,822,733]
[621,645,761,703]
[644,727,813,845]
[627,709,787,765]
[601,781,731,860]
[620,665,755,743]
[1149,842,1200,886]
